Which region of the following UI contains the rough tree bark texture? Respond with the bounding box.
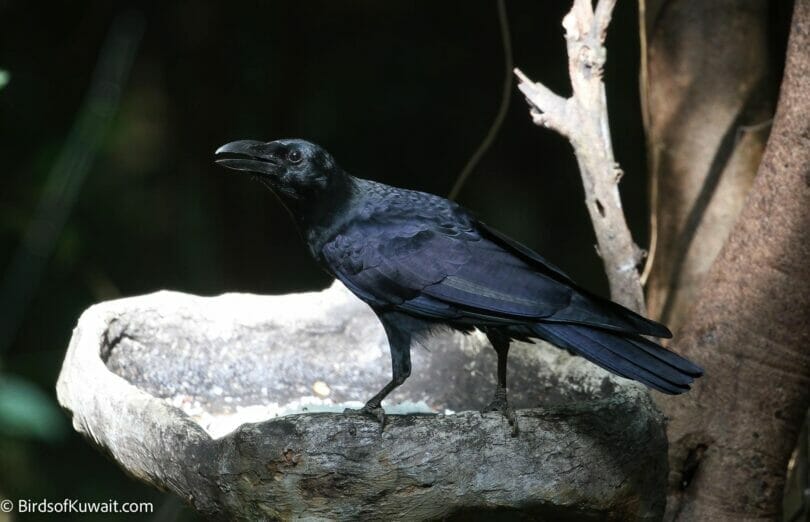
[640,0,777,332]
[516,0,646,313]
[657,2,810,519]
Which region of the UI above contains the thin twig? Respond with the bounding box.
[448,0,513,201]
[639,145,659,286]
[638,0,658,287]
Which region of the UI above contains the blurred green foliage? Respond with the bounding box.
[0,375,65,443]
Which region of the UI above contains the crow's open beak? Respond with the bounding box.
[215,140,280,176]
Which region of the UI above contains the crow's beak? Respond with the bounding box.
[215,140,280,176]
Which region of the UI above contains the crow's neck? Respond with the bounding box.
[277,173,359,256]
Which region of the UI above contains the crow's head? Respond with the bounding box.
[215,138,344,201]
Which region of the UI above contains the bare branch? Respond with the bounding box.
[514,68,569,136]
[515,1,645,312]
[593,0,618,40]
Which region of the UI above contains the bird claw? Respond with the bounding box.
[481,390,520,437]
[344,404,387,431]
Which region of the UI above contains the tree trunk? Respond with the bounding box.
[640,0,777,332]
[656,1,810,518]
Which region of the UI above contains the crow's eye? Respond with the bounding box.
[288,149,302,163]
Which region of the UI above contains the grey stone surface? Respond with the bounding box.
[57,281,667,520]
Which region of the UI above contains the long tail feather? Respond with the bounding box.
[532,323,703,395]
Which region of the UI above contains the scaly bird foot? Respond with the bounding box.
[481,387,519,437]
[344,404,387,431]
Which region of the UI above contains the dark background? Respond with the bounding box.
[0,1,649,519]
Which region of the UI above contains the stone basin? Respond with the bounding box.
[56,281,667,520]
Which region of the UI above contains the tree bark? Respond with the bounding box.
[657,2,810,518]
[640,0,777,332]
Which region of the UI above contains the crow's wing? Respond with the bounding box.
[322,219,563,320]
[474,220,671,338]
[322,215,670,337]
[475,220,574,284]
[321,221,581,326]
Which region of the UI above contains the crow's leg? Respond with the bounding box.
[482,330,519,436]
[344,312,412,431]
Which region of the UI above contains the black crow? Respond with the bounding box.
[215,138,703,433]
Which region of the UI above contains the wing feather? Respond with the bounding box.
[322,206,670,338]
[323,221,570,323]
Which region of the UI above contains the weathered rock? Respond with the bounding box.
[56,281,667,520]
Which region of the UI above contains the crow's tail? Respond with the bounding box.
[532,322,703,394]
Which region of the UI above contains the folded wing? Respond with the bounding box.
[323,219,667,338]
